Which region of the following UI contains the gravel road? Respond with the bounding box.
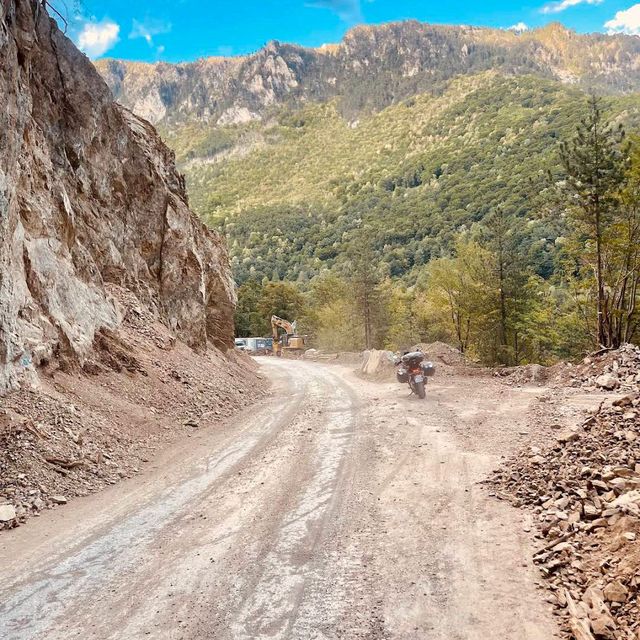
[0,358,558,639]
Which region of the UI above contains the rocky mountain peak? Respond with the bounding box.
[97,19,640,127]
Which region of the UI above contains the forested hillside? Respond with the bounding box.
[160,74,639,284]
[97,21,640,364]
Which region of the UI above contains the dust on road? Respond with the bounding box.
[0,359,558,639]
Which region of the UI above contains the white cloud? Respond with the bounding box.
[129,18,172,47]
[77,19,120,58]
[605,4,640,35]
[541,0,602,15]
[508,22,530,33]
[306,0,362,23]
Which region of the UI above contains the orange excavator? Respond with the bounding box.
[271,315,305,357]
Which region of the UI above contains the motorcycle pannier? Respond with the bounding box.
[396,366,409,383]
[421,361,436,377]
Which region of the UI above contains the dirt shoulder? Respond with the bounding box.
[0,287,266,531]
[355,343,640,639]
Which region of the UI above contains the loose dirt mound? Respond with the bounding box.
[492,393,640,639]
[359,342,467,381]
[494,363,552,386]
[302,350,364,365]
[0,288,265,530]
[411,341,468,366]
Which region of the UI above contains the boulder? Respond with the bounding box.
[0,504,16,522]
[603,580,628,603]
[360,350,397,378]
[596,374,619,390]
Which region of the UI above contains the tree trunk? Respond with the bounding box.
[594,200,607,347]
[363,289,372,350]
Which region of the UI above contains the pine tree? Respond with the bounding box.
[480,208,530,364]
[558,94,626,347]
[346,228,385,350]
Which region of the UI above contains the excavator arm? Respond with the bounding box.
[271,315,295,338]
[270,315,303,356]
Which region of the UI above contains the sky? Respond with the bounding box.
[50,0,640,62]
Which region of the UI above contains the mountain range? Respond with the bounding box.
[95,21,640,283]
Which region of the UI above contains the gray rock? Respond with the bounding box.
[0,504,17,522]
[596,374,619,390]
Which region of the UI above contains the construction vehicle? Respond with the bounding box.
[271,315,305,357]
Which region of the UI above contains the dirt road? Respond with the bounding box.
[0,358,558,639]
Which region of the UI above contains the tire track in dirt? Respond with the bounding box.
[0,360,559,640]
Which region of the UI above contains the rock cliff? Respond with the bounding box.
[0,0,236,393]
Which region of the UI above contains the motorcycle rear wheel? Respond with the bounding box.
[414,380,426,399]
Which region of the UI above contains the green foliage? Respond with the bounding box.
[343,228,387,349]
[174,77,640,363]
[555,97,639,347]
[303,272,363,351]
[416,239,497,358]
[234,280,264,337]
[170,74,640,287]
[235,280,306,337]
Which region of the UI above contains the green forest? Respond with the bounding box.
[162,75,640,365]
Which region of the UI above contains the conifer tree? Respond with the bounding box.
[558,94,626,347]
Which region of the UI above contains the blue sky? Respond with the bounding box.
[51,0,640,62]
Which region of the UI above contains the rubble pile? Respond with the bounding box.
[563,344,640,393]
[493,395,640,639]
[495,363,551,387]
[0,390,146,529]
[0,290,265,531]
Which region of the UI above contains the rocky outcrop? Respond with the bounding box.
[96,21,640,125]
[0,0,236,393]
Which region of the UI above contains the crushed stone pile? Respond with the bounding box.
[561,344,640,393]
[492,394,640,639]
[492,344,640,390]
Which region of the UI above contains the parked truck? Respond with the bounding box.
[234,337,273,355]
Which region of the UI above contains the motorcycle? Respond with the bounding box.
[395,351,435,399]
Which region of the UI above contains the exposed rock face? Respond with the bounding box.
[96,22,640,125]
[0,0,235,393]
